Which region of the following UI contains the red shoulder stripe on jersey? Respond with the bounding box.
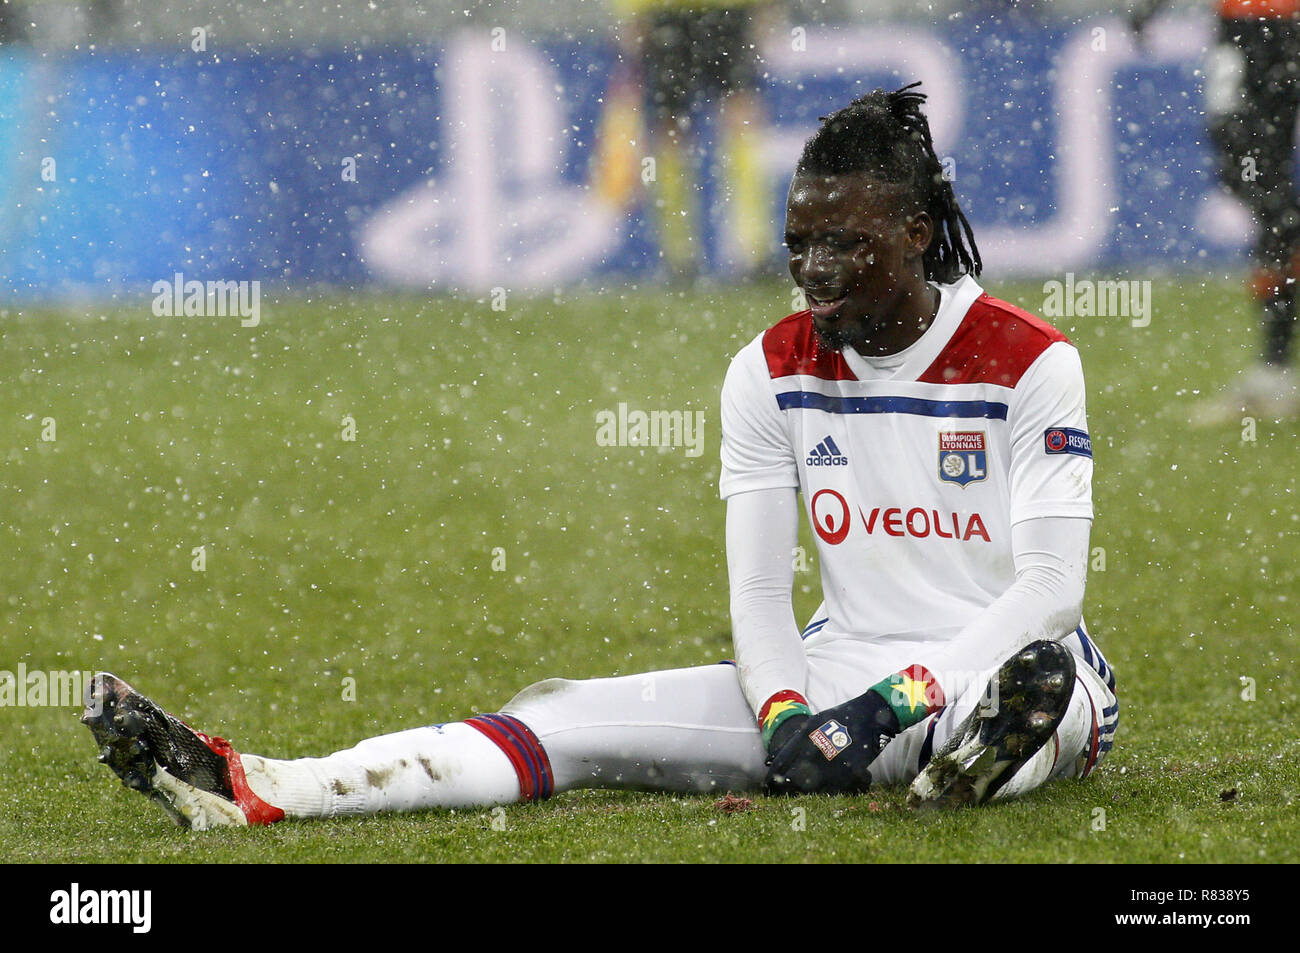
[763,311,857,381]
[918,293,1069,388]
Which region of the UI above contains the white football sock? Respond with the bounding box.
[240,723,521,818]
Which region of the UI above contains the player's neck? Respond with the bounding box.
[852,282,941,358]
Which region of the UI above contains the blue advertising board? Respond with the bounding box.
[0,13,1266,300]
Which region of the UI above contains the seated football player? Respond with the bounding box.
[84,84,1118,828]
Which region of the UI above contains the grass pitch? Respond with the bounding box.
[1,277,1296,863]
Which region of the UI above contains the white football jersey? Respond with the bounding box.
[720,275,1093,651]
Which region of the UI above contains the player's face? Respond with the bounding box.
[784,172,934,356]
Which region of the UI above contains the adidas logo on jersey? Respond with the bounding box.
[806,436,848,467]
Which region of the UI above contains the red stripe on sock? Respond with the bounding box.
[1076,677,1101,779]
[465,716,540,801]
[486,715,554,800]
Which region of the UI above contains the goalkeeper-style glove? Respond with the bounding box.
[762,666,944,796]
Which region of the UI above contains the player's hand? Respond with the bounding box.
[763,690,900,796]
[765,711,814,758]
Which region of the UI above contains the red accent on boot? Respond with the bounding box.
[198,732,287,826]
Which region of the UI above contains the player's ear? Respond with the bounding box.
[903,210,933,261]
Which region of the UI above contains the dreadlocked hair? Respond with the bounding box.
[797,82,981,283]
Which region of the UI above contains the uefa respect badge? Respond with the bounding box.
[809,719,853,761]
[938,431,987,487]
[1043,427,1092,458]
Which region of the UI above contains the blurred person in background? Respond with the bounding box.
[596,1,775,283]
[0,0,26,44]
[87,0,122,43]
[1135,1,1300,421]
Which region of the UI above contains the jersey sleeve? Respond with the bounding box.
[726,486,807,717]
[1006,341,1094,525]
[911,514,1090,690]
[718,336,800,499]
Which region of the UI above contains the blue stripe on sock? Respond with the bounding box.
[1075,625,1117,692]
[1076,630,1095,669]
[917,714,941,770]
[481,713,550,799]
[494,713,550,799]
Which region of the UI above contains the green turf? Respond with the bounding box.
[1,276,1296,863]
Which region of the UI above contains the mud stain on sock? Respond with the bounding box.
[365,766,396,788]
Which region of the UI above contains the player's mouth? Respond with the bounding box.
[806,289,849,321]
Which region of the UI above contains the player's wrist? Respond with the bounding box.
[758,690,811,750]
[764,689,897,796]
[866,665,946,731]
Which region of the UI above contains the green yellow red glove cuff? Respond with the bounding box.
[867,665,946,731]
[758,690,811,750]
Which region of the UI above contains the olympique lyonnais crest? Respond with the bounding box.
[809,719,852,761]
[938,431,987,487]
